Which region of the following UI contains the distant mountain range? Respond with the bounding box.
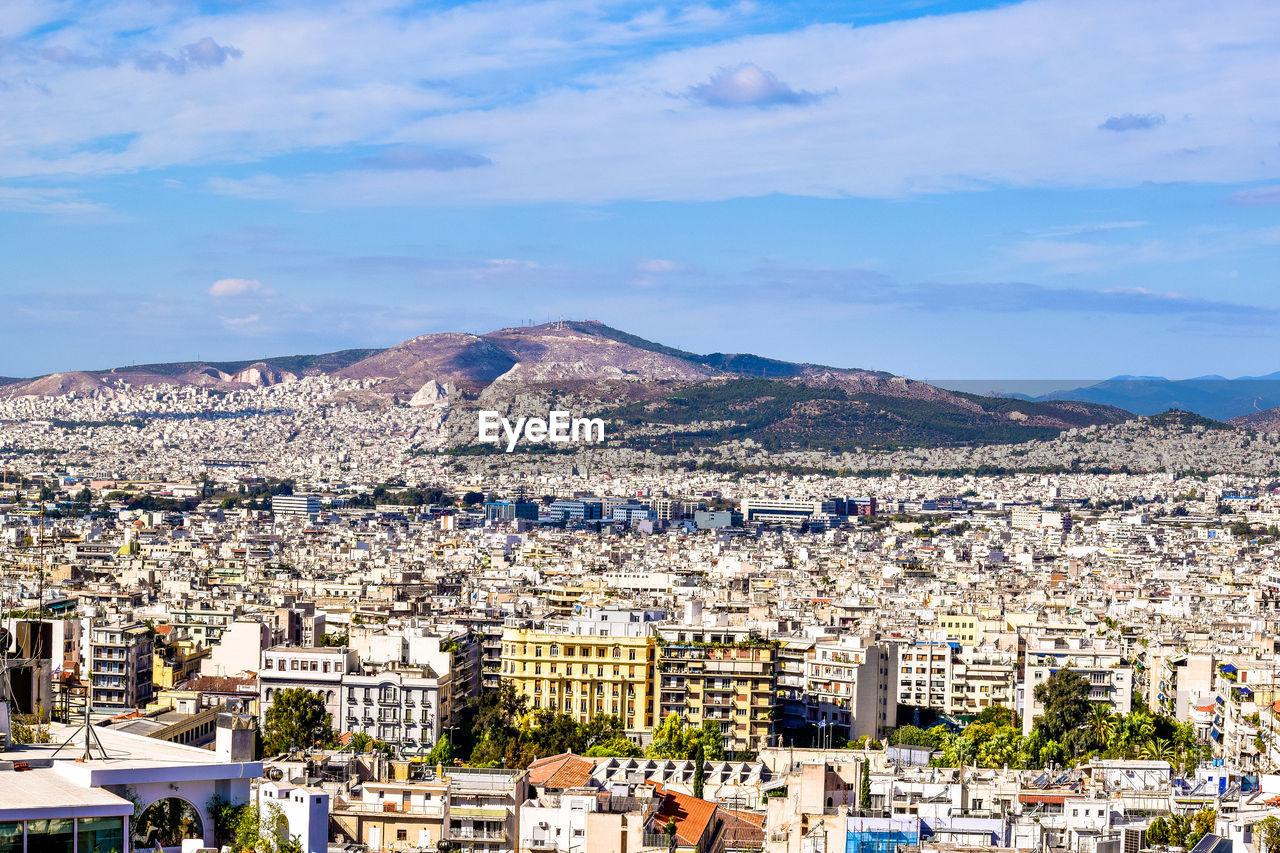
[0,321,1173,451]
[1016,375,1280,424]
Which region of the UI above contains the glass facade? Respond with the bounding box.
[0,822,21,853]
[78,817,125,853]
[0,817,128,853]
[25,819,74,853]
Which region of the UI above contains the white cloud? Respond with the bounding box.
[6,0,1280,206]
[637,259,680,273]
[686,63,823,107]
[209,277,263,296]
[221,314,261,326]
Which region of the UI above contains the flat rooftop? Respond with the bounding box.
[0,767,133,819]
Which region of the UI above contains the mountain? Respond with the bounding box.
[1035,375,1280,421]
[0,321,1131,451]
[1229,408,1280,432]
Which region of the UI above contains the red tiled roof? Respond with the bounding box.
[652,785,718,847]
[527,752,595,789]
[720,808,766,848]
[178,674,258,692]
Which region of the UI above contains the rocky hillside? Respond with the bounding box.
[0,320,1131,450]
[1229,407,1280,433]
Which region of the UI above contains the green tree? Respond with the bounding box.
[692,743,706,800]
[1087,705,1116,751]
[975,705,1014,728]
[1147,816,1171,846]
[890,725,946,748]
[234,802,302,853]
[1257,816,1280,853]
[427,734,455,765]
[859,758,872,810]
[207,795,246,849]
[262,688,336,755]
[1186,808,1217,848]
[1033,669,1091,742]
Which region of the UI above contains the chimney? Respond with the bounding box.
[215,712,257,762]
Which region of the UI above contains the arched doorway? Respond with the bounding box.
[134,796,205,851]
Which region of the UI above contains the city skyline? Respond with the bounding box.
[5,0,1280,378]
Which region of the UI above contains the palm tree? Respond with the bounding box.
[1141,737,1174,762]
[1088,705,1115,751]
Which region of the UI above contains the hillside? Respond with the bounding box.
[1037,375,1280,421]
[0,320,1131,450]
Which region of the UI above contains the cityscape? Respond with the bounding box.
[5,2,1280,853]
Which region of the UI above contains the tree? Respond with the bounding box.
[1087,705,1116,751]
[1257,816,1280,853]
[1147,816,1171,846]
[262,688,336,755]
[462,491,484,506]
[859,758,872,810]
[890,724,949,750]
[207,795,246,849]
[1186,808,1217,848]
[646,714,728,761]
[427,734,455,765]
[1033,669,1091,742]
[234,803,303,853]
[349,732,393,755]
[692,743,706,800]
[975,705,1014,728]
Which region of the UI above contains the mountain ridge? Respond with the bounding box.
[0,320,1131,451]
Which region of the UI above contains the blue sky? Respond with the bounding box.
[5,0,1280,380]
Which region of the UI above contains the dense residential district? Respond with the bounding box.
[8,426,1280,853]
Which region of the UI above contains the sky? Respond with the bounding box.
[5,0,1280,381]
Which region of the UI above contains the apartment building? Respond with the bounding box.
[654,624,779,753]
[168,602,238,645]
[332,766,528,853]
[803,636,898,740]
[500,608,662,734]
[273,493,322,516]
[777,637,815,733]
[896,640,956,711]
[341,667,449,751]
[1146,650,1215,720]
[1021,636,1135,734]
[897,639,1018,716]
[650,498,702,521]
[259,646,359,730]
[740,497,825,526]
[88,619,154,713]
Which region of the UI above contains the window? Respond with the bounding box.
[25,819,73,853]
[78,817,124,853]
[397,830,408,841]
[0,821,21,853]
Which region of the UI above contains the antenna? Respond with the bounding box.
[50,698,109,761]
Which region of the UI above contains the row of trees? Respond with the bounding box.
[263,683,731,773]
[1147,809,1218,849]
[888,670,1208,771]
[453,684,722,767]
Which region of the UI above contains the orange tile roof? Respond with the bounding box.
[652,785,718,847]
[720,808,766,848]
[527,752,595,789]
